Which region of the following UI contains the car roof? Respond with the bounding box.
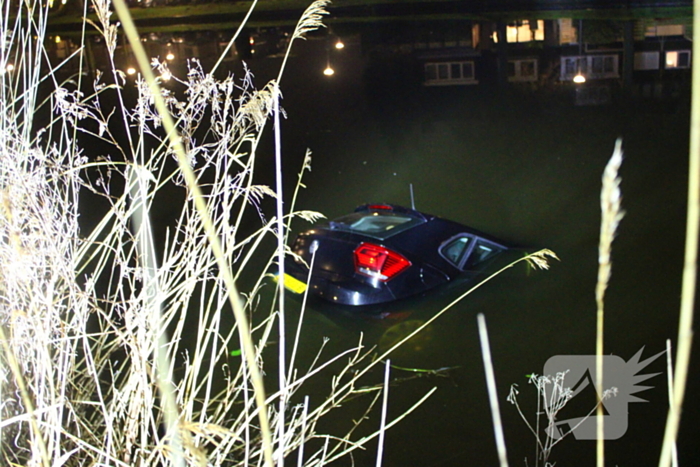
[324,204,428,240]
[354,203,511,247]
[352,203,432,221]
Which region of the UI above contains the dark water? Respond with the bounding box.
[235,34,698,466]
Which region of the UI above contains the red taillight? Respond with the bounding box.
[354,242,411,281]
[367,204,392,211]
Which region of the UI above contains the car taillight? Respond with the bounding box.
[354,243,411,281]
[367,204,392,211]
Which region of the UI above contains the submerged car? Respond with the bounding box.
[283,203,509,306]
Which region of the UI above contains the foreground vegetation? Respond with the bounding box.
[0,0,420,464]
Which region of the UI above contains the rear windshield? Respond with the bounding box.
[327,211,424,239]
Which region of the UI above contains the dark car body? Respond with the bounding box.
[285,204,509,306]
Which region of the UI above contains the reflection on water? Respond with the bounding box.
[377,319,434,359]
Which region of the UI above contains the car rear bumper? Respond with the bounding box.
[307,276,396,306]
[285,260,396,306]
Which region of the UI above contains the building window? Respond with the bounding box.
[506,20,545,43]
[493,20,545,43]
[508,58,538,82]
[424,61,478,86]
[560,54,619,81]
[634,51,660,70]
[558,19,578,45]
[416,29,475,50]
[665,50,691,69]
[591,56,615,74]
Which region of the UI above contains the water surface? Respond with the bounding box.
[244,36,696,466]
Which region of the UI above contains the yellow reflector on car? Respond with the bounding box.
[275,273,307,294]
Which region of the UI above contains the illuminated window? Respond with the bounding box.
[508,59,538,82]
[496,20,545,43]
[665,50,691,69]
[424,61,477,86]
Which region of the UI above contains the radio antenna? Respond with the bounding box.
[410,183,415,210]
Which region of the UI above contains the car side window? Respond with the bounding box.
[441,235,503,270]
[440,235,471,266]
[464,240,500,269]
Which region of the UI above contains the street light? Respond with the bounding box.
[323,47,334,76]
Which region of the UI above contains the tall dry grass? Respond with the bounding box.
[595,137,624,467]
[0,0,442,465]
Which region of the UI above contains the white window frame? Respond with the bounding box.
[560,54,619,81]
[424,61,478,86]
[508,58,538,82]
[665,50,691,69]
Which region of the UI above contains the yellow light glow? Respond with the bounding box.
[127,67,137,75]
[323,66,334,76]
[6,63,15,72]
[55,35,61,44]
[335,40,345,50]
[573,73,586,84]
[166,52,175,61]
[497,20,545,43]
[666,51,678,67]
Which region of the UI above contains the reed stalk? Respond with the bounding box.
[478,313,509,467]
[595,138,624,467]
[658,0,699,463]
[375,359,391,467]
